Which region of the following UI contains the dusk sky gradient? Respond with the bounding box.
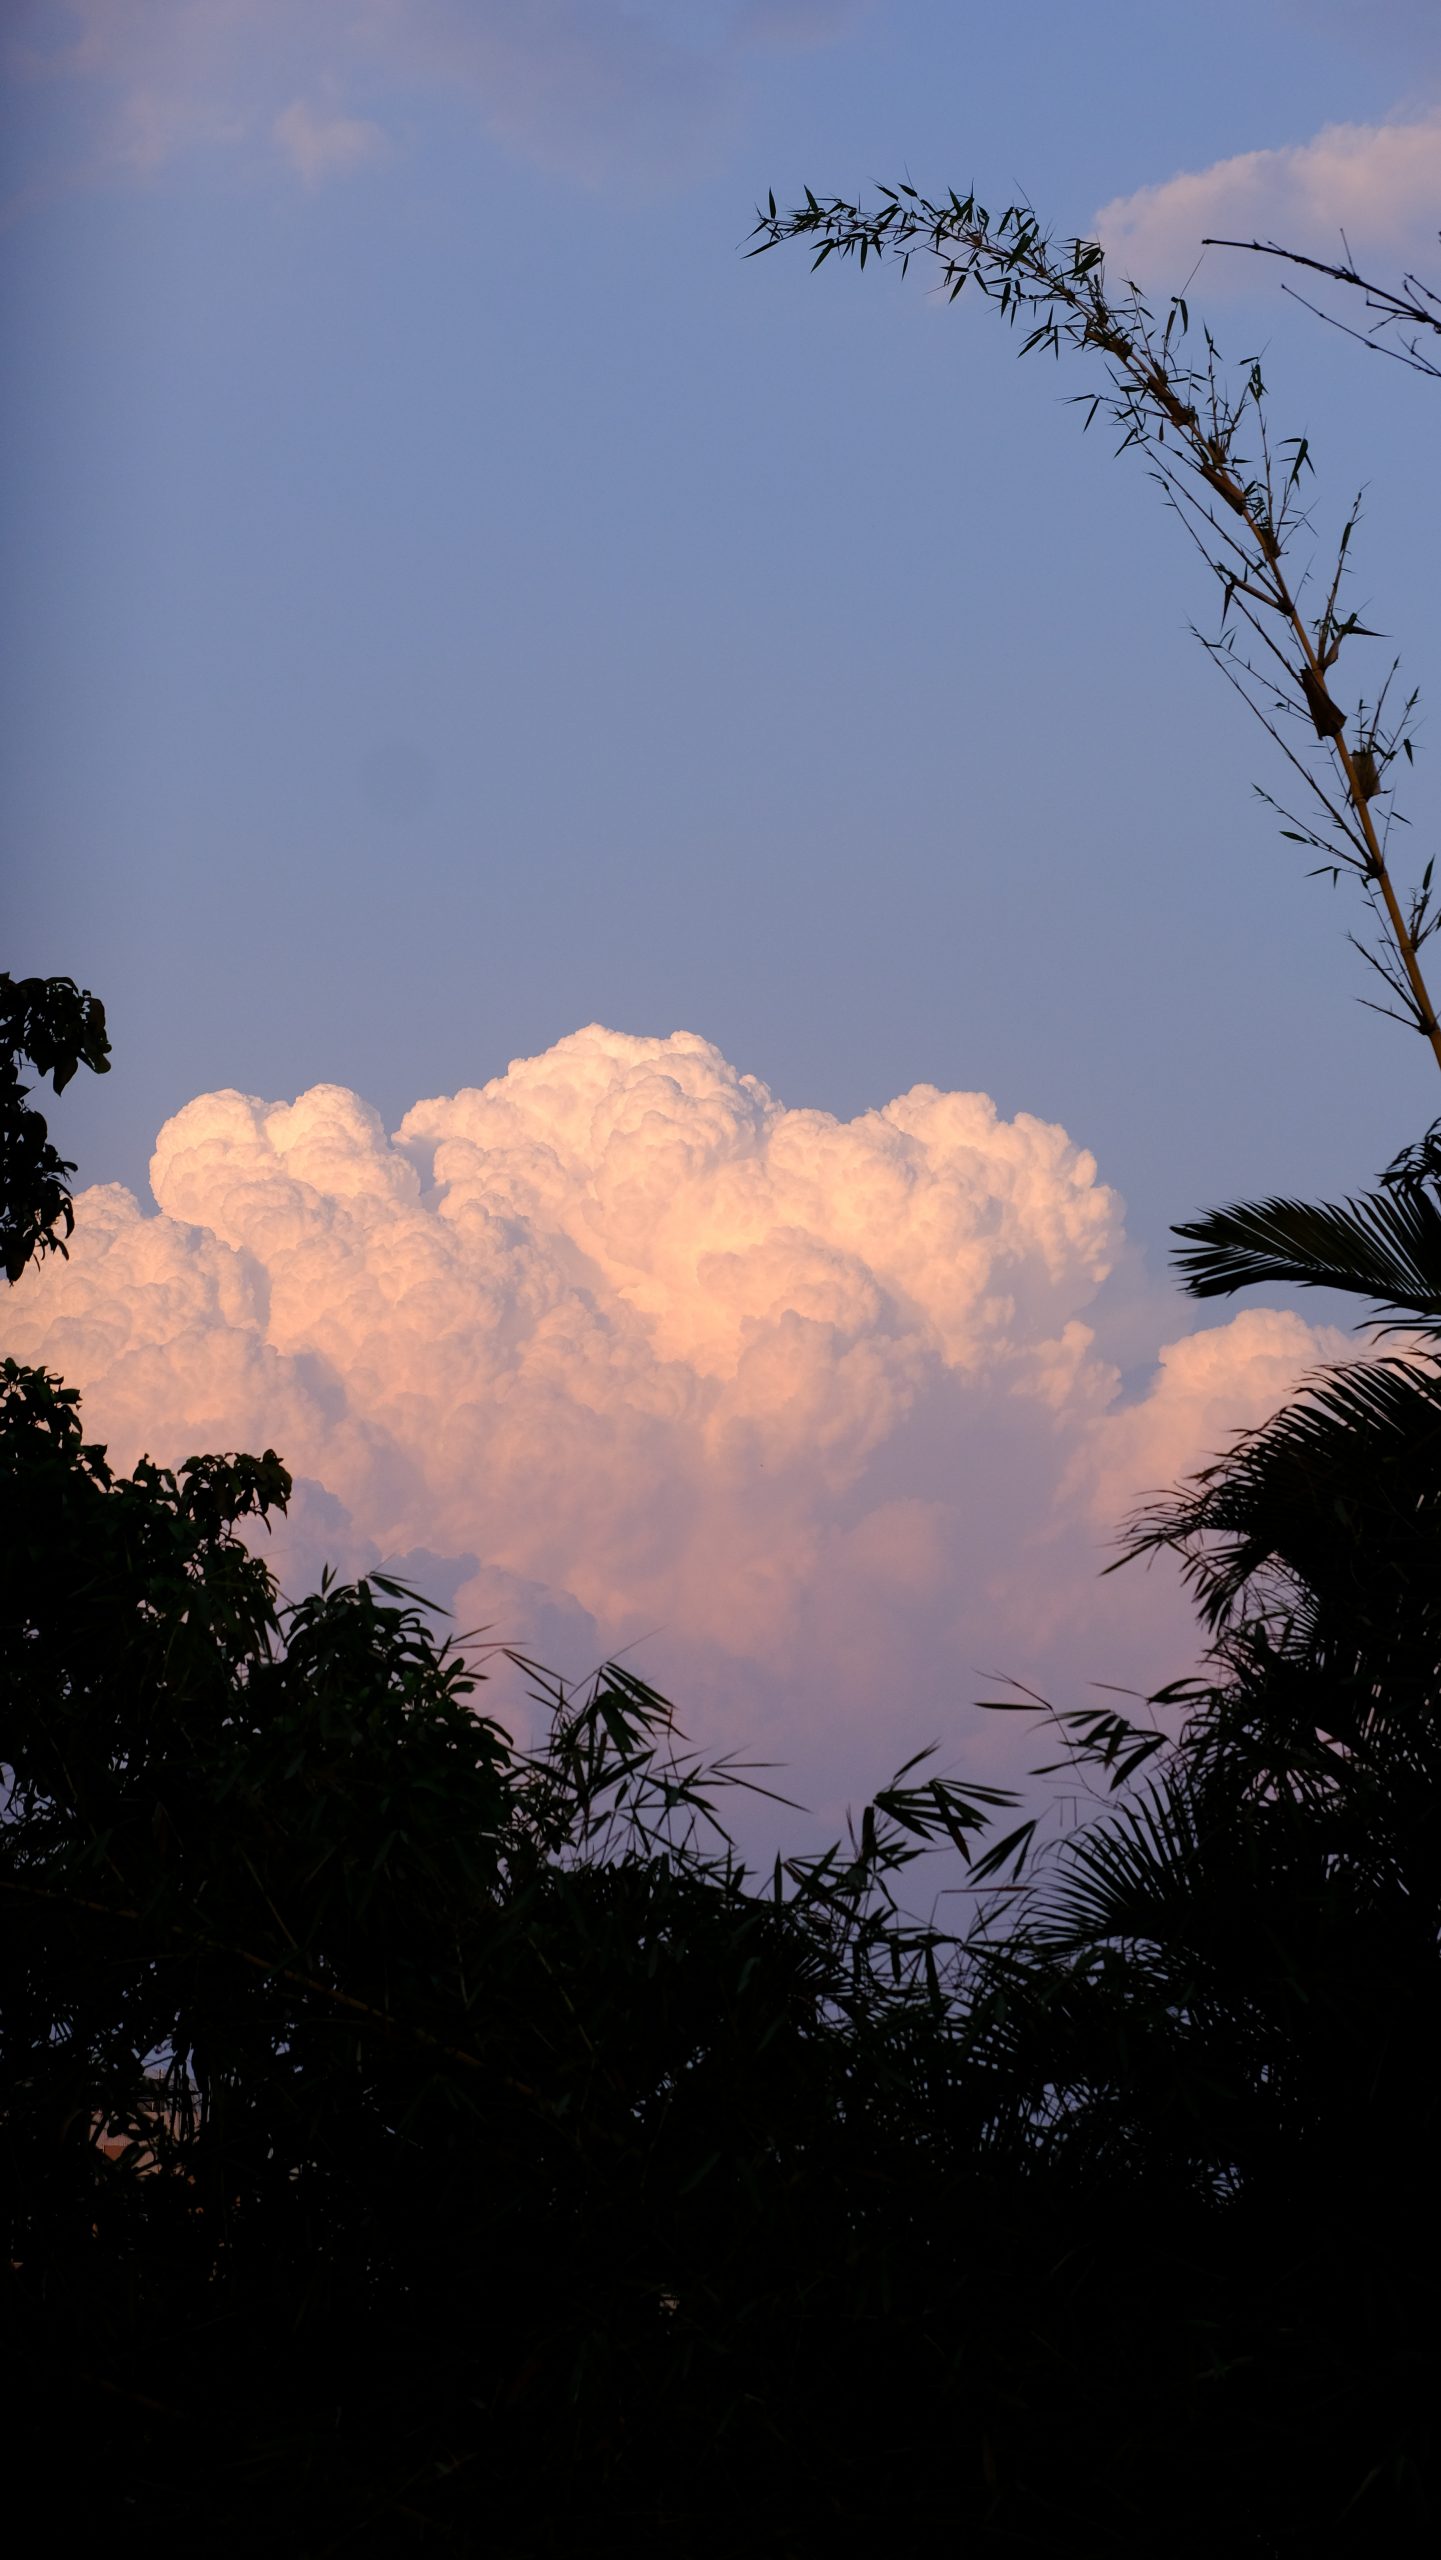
[4,1,1439,1837]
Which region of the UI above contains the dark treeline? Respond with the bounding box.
[4,203,1441,2558]
[3,956,1439,2553]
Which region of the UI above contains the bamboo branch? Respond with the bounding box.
[751,189,1441,1071]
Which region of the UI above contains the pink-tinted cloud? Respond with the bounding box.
[4,1025,1341,1824]
[273,98,391,188]
[4,0,869,197]
[1077,1304,1353,1530]
[1095,108,1441,290]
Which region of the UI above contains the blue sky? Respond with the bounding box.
[6,0,1439,1240]
[3,3,1440,1823]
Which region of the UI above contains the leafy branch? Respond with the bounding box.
[750,185,1441,1071]
[1203,232,1441,381]
[1,972,111,1283]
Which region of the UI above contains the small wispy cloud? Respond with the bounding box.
[3,0,869,210]
[1094,108,1441,290]
[273,97,391,188]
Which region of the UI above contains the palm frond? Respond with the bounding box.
[1122,1350,1441,1630]
[1035,1775,1205,1956]
[1172,1185,1441,1329]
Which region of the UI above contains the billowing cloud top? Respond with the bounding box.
[5,1025,1345,1827]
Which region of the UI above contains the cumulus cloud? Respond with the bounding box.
[1077,1305,1354,1530]
[1095,108,1441,290]
[3,1025,1342,1826]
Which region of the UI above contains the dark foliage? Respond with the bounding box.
[4,994,1438,2551]
[0,970,110,1284]
[7,1354,1436,2553]
[1173,1127,1441,1325]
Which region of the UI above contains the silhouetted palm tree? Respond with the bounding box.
[1172,1122,1441,1331]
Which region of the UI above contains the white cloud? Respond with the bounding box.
[1095,108,1441,290]
[273,98,391,188]
[3,1025,1342,1828]
[1077,1304,1354,1530]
